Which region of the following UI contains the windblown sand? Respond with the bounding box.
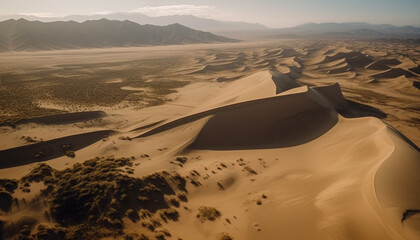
[0,39,419,240]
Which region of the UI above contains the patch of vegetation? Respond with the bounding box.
[60,144,76,158]
[21,136,42,143]
[196,206,221,222]
[0,57,191,124]
[175,156,188,164]
[3,157,187,239]
[219,233,234,240]
[243,166,257,175]
[0,179,19,212]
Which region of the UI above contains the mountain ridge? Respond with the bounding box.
[273,22,420,38]
[0,13,267,33]
[0,18,238,52]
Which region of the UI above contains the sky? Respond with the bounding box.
[1,0,420,28]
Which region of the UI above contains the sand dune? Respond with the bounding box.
[190,89,337,149]
[1,40,419,240]
[373,68,414,79]
[409,65,420,74]
[138,87,337,149]
[312,83,347,108]
[194,62,243,73]
[322,51,374,69]
[327,63,351,73]
[129,70,419,239]
[366,59,401,70]
[413,81,420,89]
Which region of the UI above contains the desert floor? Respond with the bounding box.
[0,39,420,240]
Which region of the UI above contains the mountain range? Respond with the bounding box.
[0,13,267,33]
[272,22,420,39]
[0,18,237,52]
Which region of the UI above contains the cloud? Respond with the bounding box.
[18,12,61,18]
[94,11,117,15]
[130,5,215,17]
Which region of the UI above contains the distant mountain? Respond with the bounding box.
[0,13,267,33]
[273,22,420,39]
[0,18,237,52]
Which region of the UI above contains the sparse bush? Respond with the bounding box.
[175,156,187,164]
[65,151,75,158]
[22,163,55,183]
[126,209,140,222]
[139,234,150,240]
[243,166,257,175]
[33,224,66,240]
[196,206,221,222]
[219,233,233,240]
[0,190,13,212]
[0,179,18,193]
[166,196,180,207]
[35,151,45,159]
[159,209,179,221]
[177,193,187,202]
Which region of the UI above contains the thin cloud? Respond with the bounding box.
[94,11,117,15]
[130,5,215,17]
[18,12,61,18]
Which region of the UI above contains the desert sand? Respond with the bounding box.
[0,39,420,240]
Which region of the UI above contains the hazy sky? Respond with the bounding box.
[2,0,420,28]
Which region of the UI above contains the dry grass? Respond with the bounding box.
[0,57,190,124]
[196,206,221,222]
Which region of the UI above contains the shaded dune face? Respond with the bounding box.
[373,68,415,79]
[321,51,374,69]
[190,91,337,149]
[0,130,113,168]
[366,59,401,70]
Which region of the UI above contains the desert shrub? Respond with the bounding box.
[159,209,179,221]
[243,166,257,175]
[175,156,188,164]
[0,179,18,193]
[219,233,233,240]
[124,232,141,240]
[0,190,14,212]
[155,228,171,240]
[33,224,66,240]
[168,197,180,207]
[65,151,75,158]
[16,157,187,239]
[139,234,150,240]
[126,209,140,222]
[1,216,38,239]
[177,193,188,202]
[196,206,221,222]
[22,164,55,183]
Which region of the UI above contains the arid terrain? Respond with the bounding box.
[1,39,420,240]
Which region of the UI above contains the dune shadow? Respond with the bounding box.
[131,120,167,132]
[15,111,106,125]
[138,90,338,150]
[0,130,113,169]
[337,100,387,119]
